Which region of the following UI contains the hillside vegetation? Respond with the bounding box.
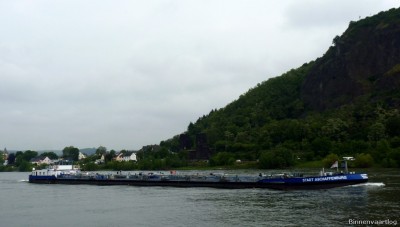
[158,8,400,169]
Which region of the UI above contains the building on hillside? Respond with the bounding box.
[95,154,105,164]
[188,133,212,160]
[30,156,52,165]
[2,148,8,163]
[1,153,5,163]
[78,152,87,160]
[115,153,123,162]
[2,148,8,165]
[115,151,137,162]
[179,134,193,150]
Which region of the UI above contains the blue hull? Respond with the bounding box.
[258,173,368,190]
[29,175,57,181]
[28,173,368,190]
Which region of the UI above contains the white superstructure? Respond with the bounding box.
[31,160,79,177]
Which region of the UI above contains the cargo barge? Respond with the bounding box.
[29,161,368,190]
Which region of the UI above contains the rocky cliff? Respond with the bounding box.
[301,8,400,111]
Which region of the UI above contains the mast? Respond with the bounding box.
[343,160,348,174]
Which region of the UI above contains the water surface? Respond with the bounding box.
[0,169,398,227]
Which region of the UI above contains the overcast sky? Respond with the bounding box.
[0,1,398,151]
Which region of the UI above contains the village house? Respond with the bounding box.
[30,156,52,165]
[95,154,105,164]
[1,148,8,165]
[115,151,137,162]
[78,152,87,160]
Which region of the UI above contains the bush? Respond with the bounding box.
[82,163,99,171]
[382,149,400,167]
[322,153,339,168]
[258,147,294,169]
[311,137,332,158]
[381,158,398,168]
[209,152,235,166]
[354,153,374,168]
[18,160,33,172]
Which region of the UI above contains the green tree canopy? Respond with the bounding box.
[40,152,59,160]
[15,150,38,166]
[96,146,107,156]
[62,146,80,161]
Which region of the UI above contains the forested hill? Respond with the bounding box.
[302,8,400,111]
[159,8,400,168]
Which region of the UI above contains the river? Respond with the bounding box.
[0,169,398,227]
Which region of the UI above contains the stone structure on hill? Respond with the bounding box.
[180,133,211,160]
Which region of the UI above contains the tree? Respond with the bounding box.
[82,162,99,171]
[7,153,16,165]
[386,116,400,137]
[311,137,332,158]
[209,152,235,166]
[62,146,80,161]
[15,150,39,166]
[332,35,340,46]
[40,152,59,160]
[382,149,400,167]
[259,146,294,169]
[105,150,116,163]
[96,146,107,157]
[354,153,374,168]
[23,150,38,161]
[154,148,169,159]
[321,118,349,141]
[368,122,387,141]
[18,160,32,172]
[259,151,279,169]
[371,140,391,162]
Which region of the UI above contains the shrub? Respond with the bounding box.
[209,152,235,166]
[322,153,339,168]
[354,153,374,168]
[258,147,294,169]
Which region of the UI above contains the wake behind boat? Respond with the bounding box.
[28,160,368,190]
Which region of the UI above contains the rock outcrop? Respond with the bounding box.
[302,8,400,111]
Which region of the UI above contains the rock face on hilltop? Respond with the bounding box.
[301,8,400,111]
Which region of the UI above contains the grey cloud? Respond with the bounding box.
[284,0,398,29]
[0,0,398,150]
